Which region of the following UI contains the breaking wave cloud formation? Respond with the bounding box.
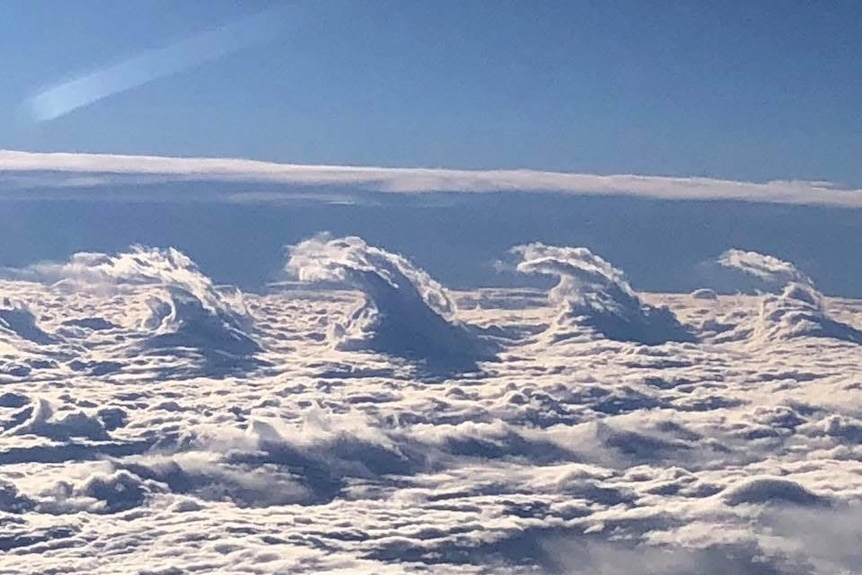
[287,234,497,372]
[18,246,264,376]
[0,238,860,574]
[513,242,695,344]
[718,248,862,344]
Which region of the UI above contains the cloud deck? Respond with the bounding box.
[0,241,860,574]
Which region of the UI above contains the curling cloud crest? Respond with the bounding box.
[24,247,262,368]
[286,234,495,371]
[718,249,861,344]
[717,248,813,289]
[513,243,693,345]
[27,246,247,315]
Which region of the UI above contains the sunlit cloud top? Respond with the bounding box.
[29,8,284,122]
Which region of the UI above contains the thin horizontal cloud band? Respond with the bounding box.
[1,150,860,208]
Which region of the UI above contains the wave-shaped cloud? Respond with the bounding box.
[0,258,860,572]
[142,285,261,362]
[21,246,263,372]
[513,243,694,345]
[286,234,496,372]
[718,249,813,288]
[1,150,860,207]
[26,246,246,313]
[718,249,861,344]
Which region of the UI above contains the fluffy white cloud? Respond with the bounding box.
[718,248,813,288]
[286,234,496,372]
[716,249,862,344]
[11,246,264,376]
[513,242,694,344]
[0,239,859,573]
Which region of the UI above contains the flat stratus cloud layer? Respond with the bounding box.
[2,149,861,207]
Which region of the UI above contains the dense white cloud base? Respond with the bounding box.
[0,241,860,574]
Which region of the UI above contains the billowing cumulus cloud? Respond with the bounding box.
[25,246,243,312]
[718,248,813,288]
[286,234,496,372]
[0,241,860,574]
[141,285,262,367]
[513,242,694,344]
[718,249,861,344]
[18,246,263,374]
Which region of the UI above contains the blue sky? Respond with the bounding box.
[2,1,862,185]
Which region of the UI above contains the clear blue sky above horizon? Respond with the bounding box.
[2,0,861,186]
